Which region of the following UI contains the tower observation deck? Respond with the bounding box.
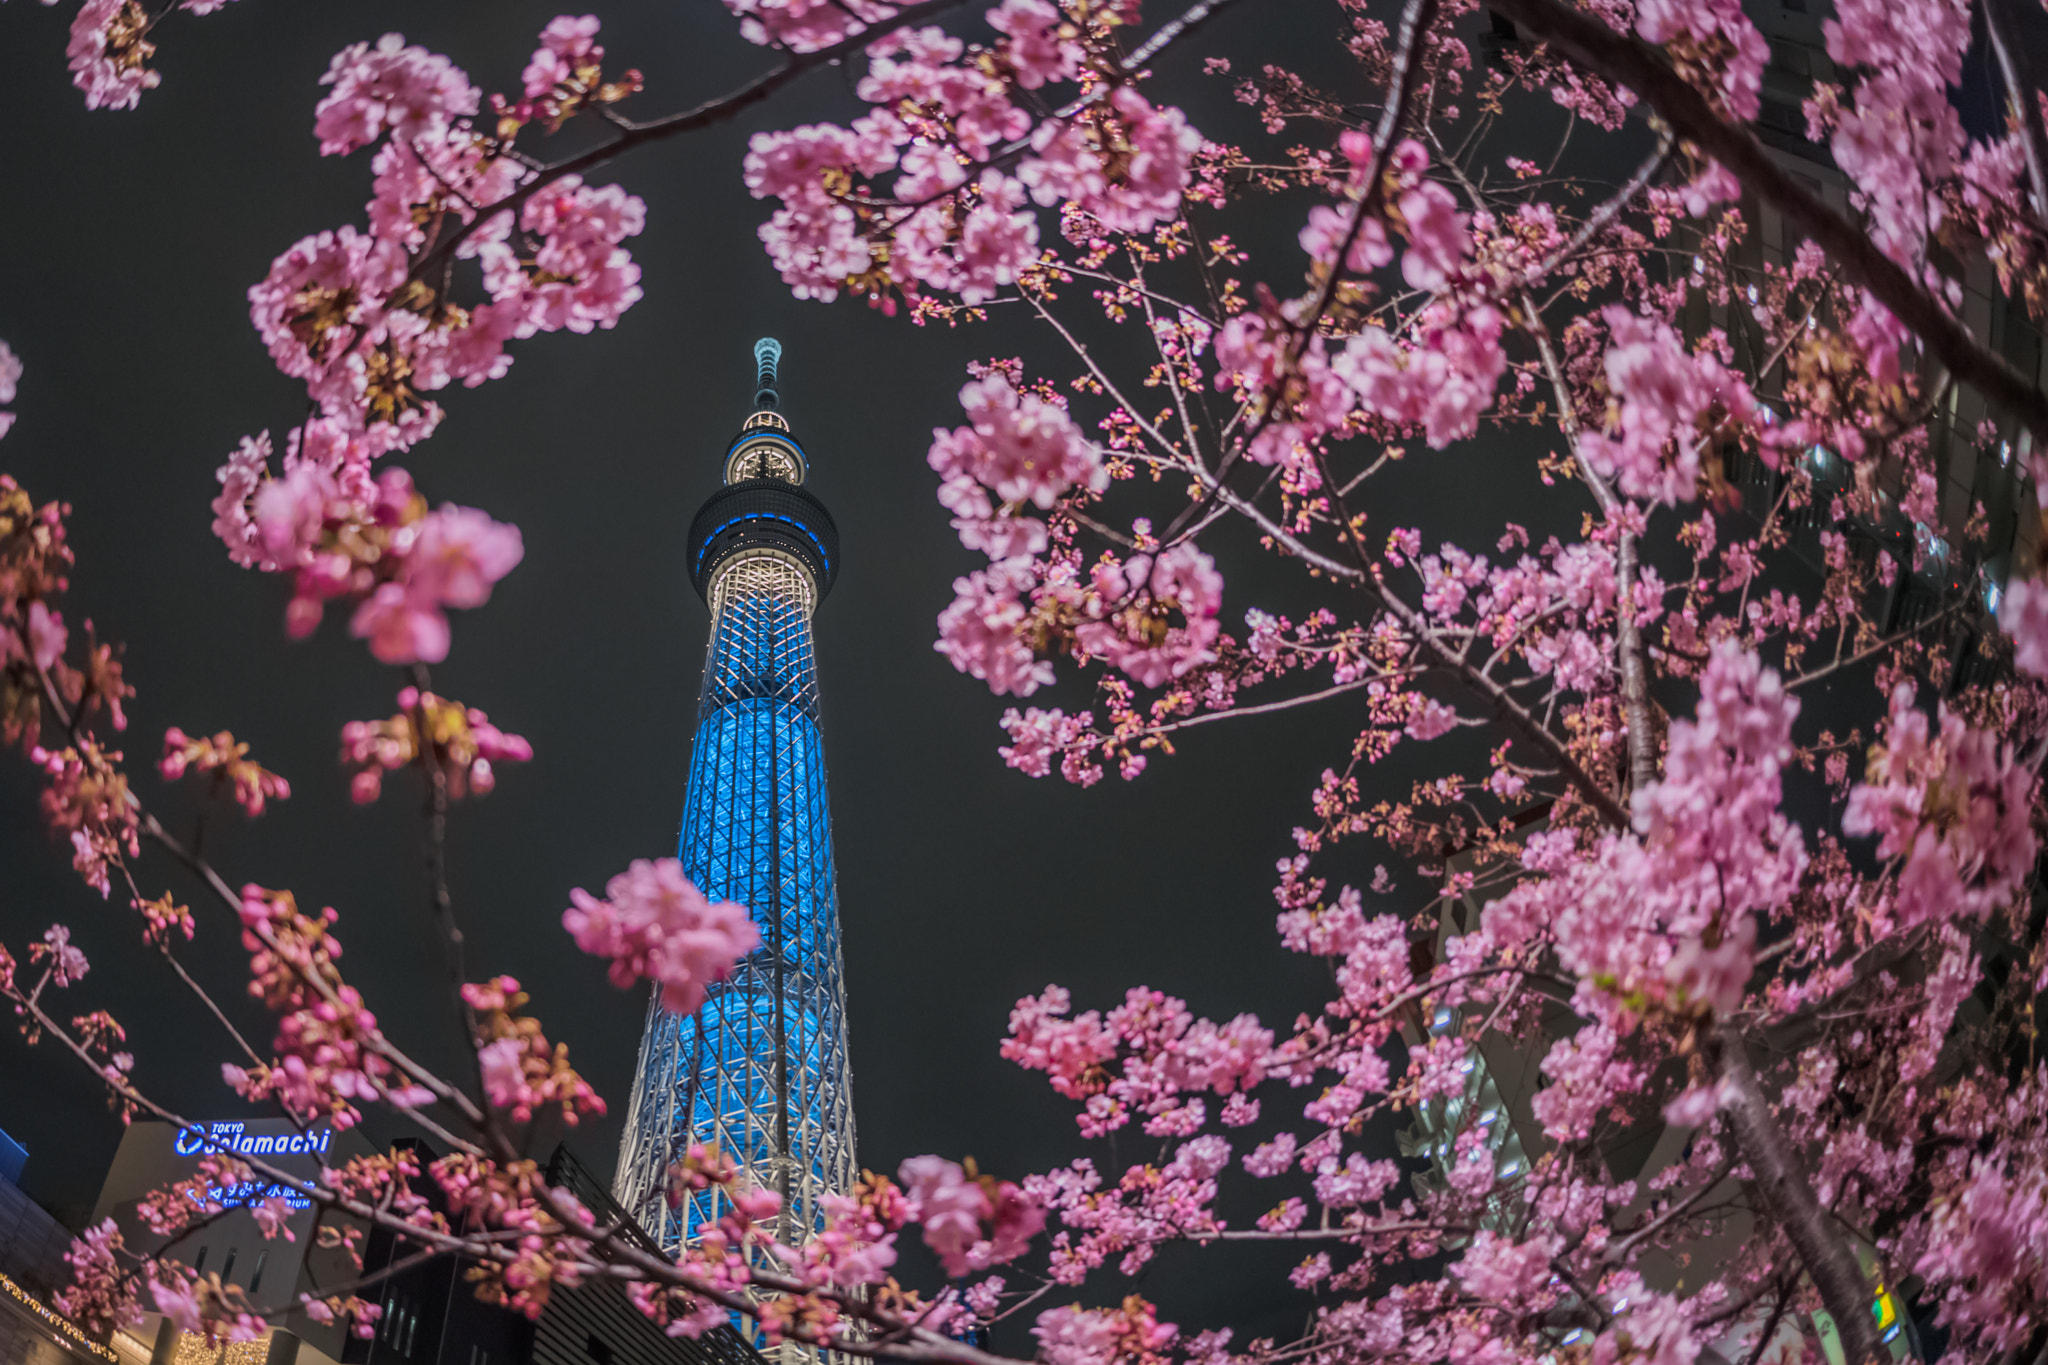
[613,339,857,1282]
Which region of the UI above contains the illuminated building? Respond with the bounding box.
[85,1118,363,1365]
[612,339,858,1267]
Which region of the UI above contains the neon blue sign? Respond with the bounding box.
[171,1123,331,1212]
[173,1122,331,1158]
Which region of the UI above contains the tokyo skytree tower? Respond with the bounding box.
[613,338,857,1266]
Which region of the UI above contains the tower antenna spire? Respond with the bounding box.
[753,337,783,410]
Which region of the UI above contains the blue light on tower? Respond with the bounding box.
[613,339,857,1267]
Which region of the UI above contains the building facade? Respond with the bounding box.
[613,340,858,1261]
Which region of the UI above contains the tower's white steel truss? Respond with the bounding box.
[613,547,857,1260]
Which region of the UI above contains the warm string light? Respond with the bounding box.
[170,1330,270,1365]
[0,1270,120,1361]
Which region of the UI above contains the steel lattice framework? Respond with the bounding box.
[614,348,856,1294]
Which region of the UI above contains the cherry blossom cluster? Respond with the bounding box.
[340,687,532,803]
[4,477,132,757]
[1844,682,2038,929]
[214,431,523,663]
[896,1154,1045,1277]
[494,16,643,136]
[1003,984,1271,1139]
[222,885,432,1125]
[242,23,646,456]
[720,0,908,52]
[562,858,760,1015]
[1034,1296,1178,1365]
[930,370,1226,701]
[59,0,242,111]
[52,1219,136,1338]
[30,741,138,898]
[0,341,18,440]
[464,976,606,1126]
[160,726,291,816]
[741,2,1200,309]
[28,923,91,989]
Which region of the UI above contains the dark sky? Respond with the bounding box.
[0,0,1517,1348]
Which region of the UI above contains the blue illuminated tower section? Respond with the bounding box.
[614,339,856,1263]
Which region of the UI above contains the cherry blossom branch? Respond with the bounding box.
[406,0,972,285]
[1135,669,1426,736]
[1489,0,2048,445]
[840,0,1253,238]
[407,666,498,1150]
[1524,130,1673,287]
[532,1187,1032,1365]
[1784,602,1964,690]
[1519,290,1657,795]
[1600,1158,1736,1266]
[15,628,487,1144]
[1026,290,1634,828]
[1210,1222,1439,1241]
[1709,1021,1882,1365]
[1288,0,1441,351]
[103,852,270,1074]
[3,981,478,1264]
[1368,552,1633,828]
[138,811,489,1133]
[1163,0,1440,542]
[158,940,266,1073]
[1984,0,2048,225]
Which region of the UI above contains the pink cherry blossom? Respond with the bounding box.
[1072,545,1224,688]
[1634,0,1766,121]
[67,0,160,111]
[521,15,602,101]
[2001,576,2048,678]
[54,1220,138,1337]
[721,0,900,52]
[1578,305,1758,505]
[930,374,1106,518]
[1843,685,2037,928]
[936,558,1056,696]
[314,34,481,157]
[34,924,90,987]
[1020,89,1203,235]
[1332,303,1506,449]
[563,859,760,1015]
[1454,1229,1561,1300]
[406,506,525,610]
[986,0,1081,89]
[0,340,19,440]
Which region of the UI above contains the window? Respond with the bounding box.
[191,1248,209,1277]
[1767,37,1808,75]
[220,1249,238,1285]
[1760,98,1805,137]
[249,1253,266,1294]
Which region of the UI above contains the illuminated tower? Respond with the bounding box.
[614,338,856,1266]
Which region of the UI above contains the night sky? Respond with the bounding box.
[0,0,1513,1348]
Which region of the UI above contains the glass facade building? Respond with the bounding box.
[613,341,857,1264]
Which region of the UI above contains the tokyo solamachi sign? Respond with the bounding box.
[173,1121,333,1158]
[170,1122,334,1211]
